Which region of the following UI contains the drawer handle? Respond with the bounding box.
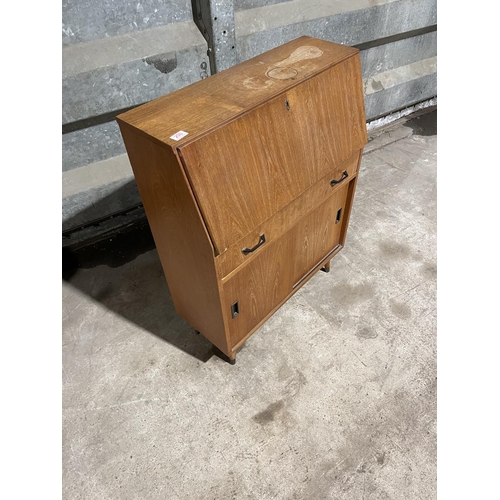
[242,234,266,255]
[330,170,349,186]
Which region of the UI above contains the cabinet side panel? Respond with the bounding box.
[117,121,230,355]
[339,149,363,246]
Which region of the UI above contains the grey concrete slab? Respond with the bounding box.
[63,114,437,499]
[63,44,209,125]
[62,0,193,46]
[235,0,437,61]
[360,31,437,79]
[63,121,126,172]
[62,20,206,78]
[62,155,132,200]
[235,0,291,11]
[364,73,437,120]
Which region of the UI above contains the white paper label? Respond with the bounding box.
[170,130,188,141]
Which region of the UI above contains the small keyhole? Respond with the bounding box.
[335,208,342,224]
[285,99,290,110]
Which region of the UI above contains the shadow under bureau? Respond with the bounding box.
[117,36,367,364]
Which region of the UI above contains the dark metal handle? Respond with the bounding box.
[242,234,266,255]
[330,170,349,186]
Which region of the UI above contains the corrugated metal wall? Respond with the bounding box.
[62,0,436,246]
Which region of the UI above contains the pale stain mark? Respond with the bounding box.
[266,45,324,81]
[243,76,274,90]
[274,45,324,68]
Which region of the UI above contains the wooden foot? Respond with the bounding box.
[195,330,236,364]
[321,260,331,273]
[195,330,200,334]
[213,346,236,365]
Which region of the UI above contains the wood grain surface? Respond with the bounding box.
[339,152,363,247]
[117,36,367,361]
[222,184,349,347]
[116,36,359,148]
[217,150,361,279]
[179,56,366,254]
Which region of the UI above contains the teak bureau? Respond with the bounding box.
[117,36,367,364]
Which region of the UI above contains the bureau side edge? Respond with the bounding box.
[339,148,364,246]
[117,120,231,356]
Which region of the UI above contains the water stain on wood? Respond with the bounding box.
[243,76,274,90]
[266,45,324,80]
[274,46,324,68]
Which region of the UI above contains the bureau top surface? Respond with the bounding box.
[116,36,359,148]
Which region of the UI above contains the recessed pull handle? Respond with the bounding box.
[242,234,266,255]
[335,207,342,224]
[330,170,349,186]
[231,301,239,318]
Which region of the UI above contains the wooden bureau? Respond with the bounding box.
[117,36,367,363]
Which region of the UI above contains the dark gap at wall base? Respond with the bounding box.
[353,24,437,51]
[368,95,437,124]
[63,217,155,279]
[62,203,143,238]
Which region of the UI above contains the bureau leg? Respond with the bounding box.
[196,330,236,364]
[212,345,236,365]
[321,260,331,273]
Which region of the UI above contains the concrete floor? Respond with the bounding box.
[62,112,436,499]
